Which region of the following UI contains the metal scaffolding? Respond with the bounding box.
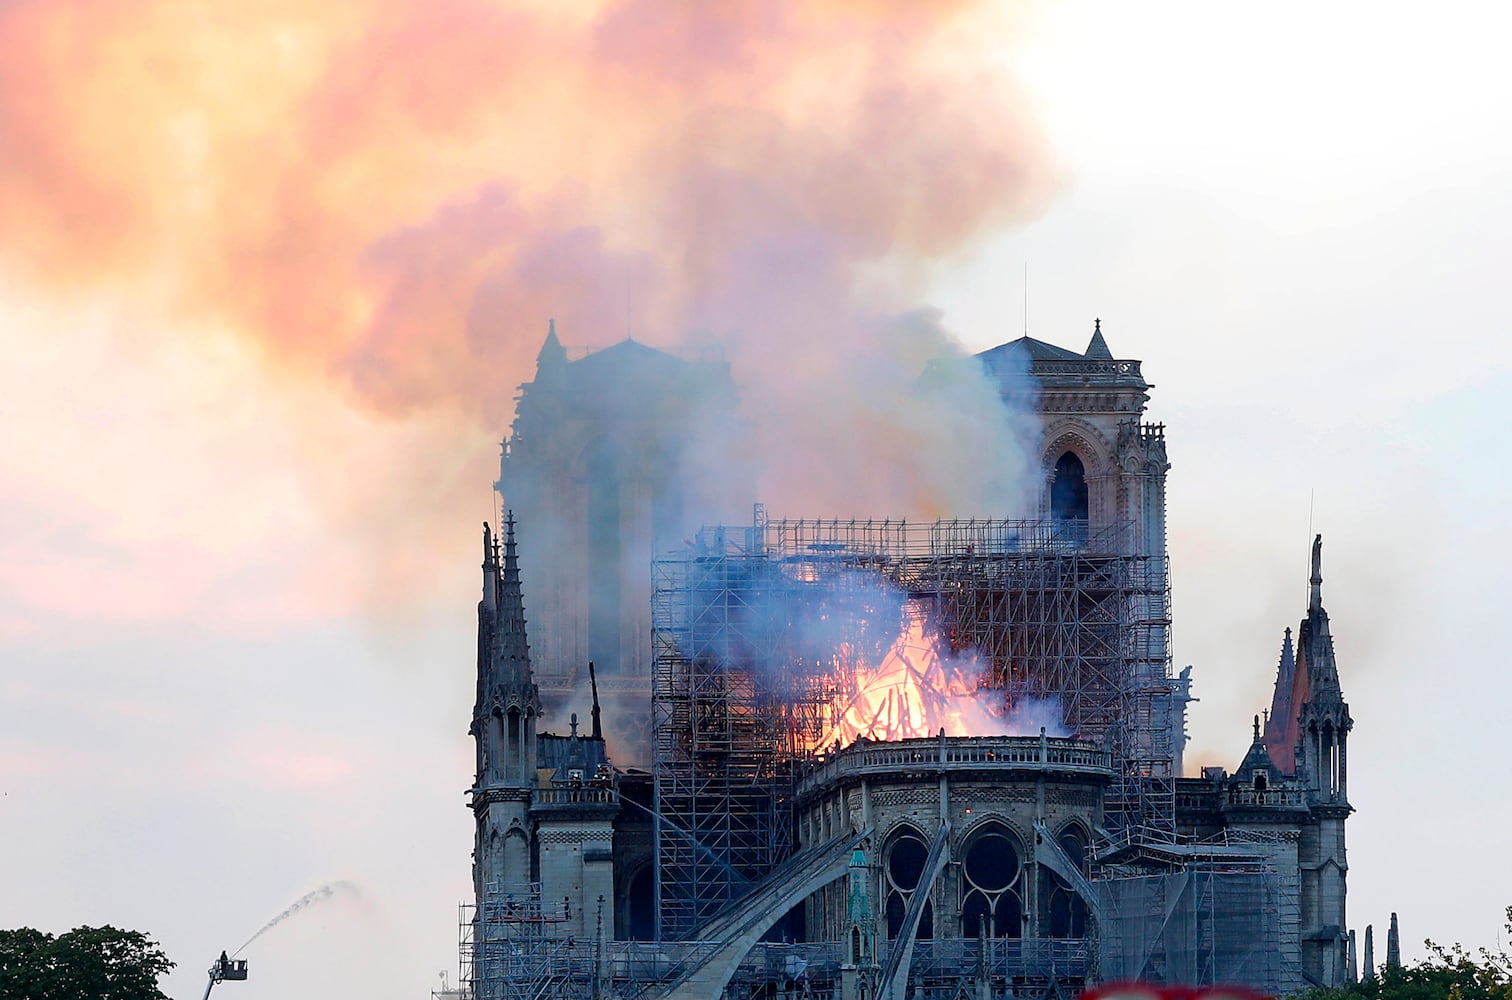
[465,882,597,1000]
[1093,854,1303,997]
[652,510,1177,941]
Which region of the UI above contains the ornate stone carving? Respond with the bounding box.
[1041,419,1115,475]
[868,789,938,809]
[536,828,614,846]
[952,785,1035,803]
[1044,787,1099,807]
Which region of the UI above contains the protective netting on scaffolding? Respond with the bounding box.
[1094,863,1302,996]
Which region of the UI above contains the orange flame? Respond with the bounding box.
[815,611,1004,748]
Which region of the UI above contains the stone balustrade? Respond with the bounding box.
[797,734,1113,799]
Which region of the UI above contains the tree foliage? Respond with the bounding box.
[0,925,175,1000]
[1296,907,1512,1000]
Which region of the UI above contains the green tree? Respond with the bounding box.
[0,925,174,1000]
[1295,907,1512,1000]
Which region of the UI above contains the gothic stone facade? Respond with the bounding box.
[467,323,1355,996]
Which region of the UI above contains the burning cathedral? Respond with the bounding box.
[461,322,1355,999]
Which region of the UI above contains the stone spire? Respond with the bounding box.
[1290,533,1354,985]
[1363,924,1375,980]
[495,511,534,688]
[1084,317,1114,359]
[1300,535,1345,704]
[471,511,541,786]
[468,514,546,945]
[1263,627,1300,772]
[1292,533,1351,806]
[535,318,568,379]
[474,522,500,715]
[1386,913,1401,970]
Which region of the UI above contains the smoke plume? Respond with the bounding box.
[0,0,1055,494]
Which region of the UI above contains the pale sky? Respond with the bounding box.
[2,4,1509,998]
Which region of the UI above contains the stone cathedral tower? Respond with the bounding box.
[1264,535,1354,985]
[466,514,632,999]
[496,322,745,760]
[973,320,1191,774]
[470,516,541,899]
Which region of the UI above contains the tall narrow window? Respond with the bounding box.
[507,708,521,781]
[489,710,505,780]
[623,866,655,941]
[1051,451,1089,522]
[884,830,933,940]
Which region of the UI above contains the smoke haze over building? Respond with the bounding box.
[0,0,1055,548]
[4,4,1512,999]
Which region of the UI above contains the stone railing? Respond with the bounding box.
[1032,358,1143,379]
[1223,786,1308,808]
[531,786,618,807]
[798,735,1113,797]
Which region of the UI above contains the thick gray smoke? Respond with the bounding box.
[506,328,1045,765]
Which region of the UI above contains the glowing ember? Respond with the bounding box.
[817,613,1004,747]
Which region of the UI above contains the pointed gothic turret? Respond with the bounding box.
[472,511,541,793]
[1235,713,1284,789]
[1084,317,1114,359]
[1283,534,1354,986]
[1300,536,1346,707]
[1245,536,1358,985]
[474,522,500,719]
[1263,627,1299,771]
[1296,535,1351,802]
[470,512,544,927]
[1263,536,1351,790]
[496,512,535,690]
[535,318,568,379]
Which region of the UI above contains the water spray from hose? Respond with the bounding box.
[232,880,361,957]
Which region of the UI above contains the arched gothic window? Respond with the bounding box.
[489,710,505,780]
[622,865,655,941]
[883,829,933,940]
[959,824,1023,939]
[1051,451,1089,523]
[507,707,522,779]
[1042,826,1089,939]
